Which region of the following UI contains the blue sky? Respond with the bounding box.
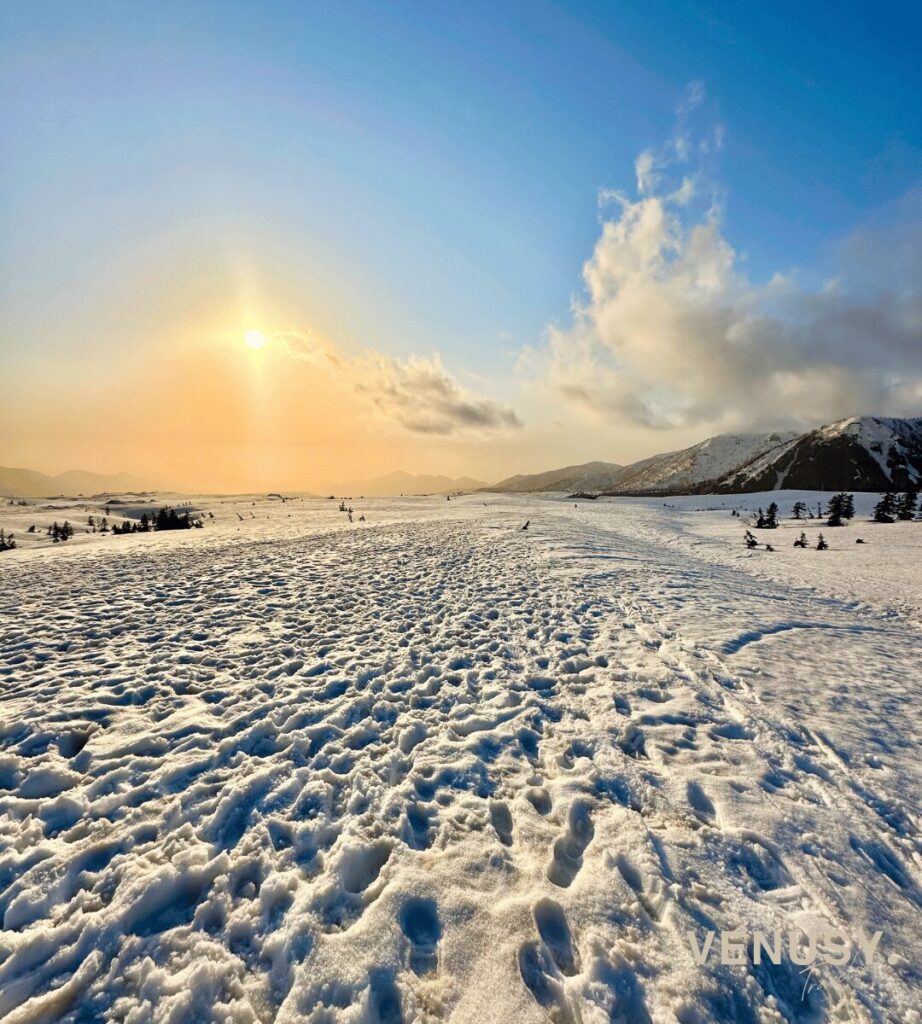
[1,1,920,487]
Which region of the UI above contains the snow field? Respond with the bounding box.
[0,494,919,1023]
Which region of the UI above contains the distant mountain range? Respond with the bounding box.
[487,416,922,495]
[5,416,919,499]
[339,471,487,496]
[0,466,157,498]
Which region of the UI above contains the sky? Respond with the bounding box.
[1,0,920,492]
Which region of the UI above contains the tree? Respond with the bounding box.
[816,533,828,550]
[744,530,758,549]
[0,529,16,552]
[755,508,767,529]
[765,502,779,529]
[153,506,197,531]
[895,490,918,521]
[872,492,896,524]
[792,501,808,520]
[825,492,853,527]
[793,531,808,548]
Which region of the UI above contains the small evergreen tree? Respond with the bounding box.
[793,531,808,548]
[895,490,918,521]
[792,501,808,520]
[816,533,828,550]
[744,530,758,549]
[765,502,779,529]
[755,508,767,529]
[872,492,896,524]
[826,492,849,527]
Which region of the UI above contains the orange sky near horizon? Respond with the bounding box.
[0,320,600,492]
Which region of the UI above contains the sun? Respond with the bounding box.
[244,329,267,350]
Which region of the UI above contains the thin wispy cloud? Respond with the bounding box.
[275,329,522,437]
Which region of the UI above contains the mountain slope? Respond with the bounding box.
[713,416,922,492]
[0,466,157,497]
[486,434,798,495]
[611,431,799,494]
[486,461,625,493]
[485,416,922,496]
[340,471,487,496]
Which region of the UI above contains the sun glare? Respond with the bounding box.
[244,329,267,350]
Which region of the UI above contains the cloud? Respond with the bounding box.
[534,90,922,433]
[274,329,522,437]
[634,150,657,194]
[354,353,522,435]
[677,79,706,116]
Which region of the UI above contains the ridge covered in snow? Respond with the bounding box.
[486,461,625,493]
[611,431,800,494]
[488,416,922,495]
[716,416,922,493]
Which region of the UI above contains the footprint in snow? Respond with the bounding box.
[687,780,717,824]
[399,897,441,975]
[534,899,580,976]
[548,800,594,888]
[518,941,581,1024]
[490,801,513,846]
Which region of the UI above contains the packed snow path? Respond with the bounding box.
[0,497,919,1023]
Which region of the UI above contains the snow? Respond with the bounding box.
[816,416,922,483]
[618,431,800,493]
[1,492,920,1023]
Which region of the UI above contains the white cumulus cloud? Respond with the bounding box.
[532,87,922,434]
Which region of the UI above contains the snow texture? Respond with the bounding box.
[0,492,920,1023]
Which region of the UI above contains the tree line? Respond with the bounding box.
[753,490,919,530]
[110,507,203,534]
[0,507,205,552]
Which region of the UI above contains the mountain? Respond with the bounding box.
[339,471,487,496]
[486,435,794,495]
[611,431,800,494]
[712,416,922,493]
[484,416,922,496]
[0,466,157,497]
[486,461,625,494]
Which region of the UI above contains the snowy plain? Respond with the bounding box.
[0,491,919,1023]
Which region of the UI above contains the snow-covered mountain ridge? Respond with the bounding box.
[714,415,922,493]
[488,416,922,494]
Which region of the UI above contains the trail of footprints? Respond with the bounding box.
[0,508,917,1022]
